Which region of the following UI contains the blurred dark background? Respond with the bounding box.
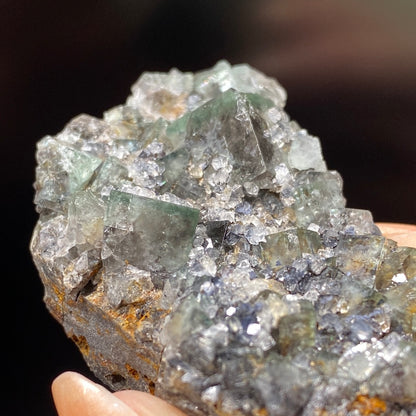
[3,0,415,415]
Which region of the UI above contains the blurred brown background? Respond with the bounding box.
[2,1,415,415]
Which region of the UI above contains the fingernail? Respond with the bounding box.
[52,371,138,416]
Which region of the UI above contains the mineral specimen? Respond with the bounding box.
[30,60,416,416]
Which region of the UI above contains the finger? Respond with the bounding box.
[114,390,188,416]
[376,222,416,248]
[52,371,138,416]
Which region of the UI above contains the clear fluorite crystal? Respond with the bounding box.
[31,60,416,416]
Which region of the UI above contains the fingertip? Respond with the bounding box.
[51,371,83,395]
[52,371,138,416]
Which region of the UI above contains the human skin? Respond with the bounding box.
[52,371,187,416]
[51,223,416,416]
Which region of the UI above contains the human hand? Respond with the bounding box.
[52,371,187,416]
[52,223,416,416]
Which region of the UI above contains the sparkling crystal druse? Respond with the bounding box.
[30,61,416,416]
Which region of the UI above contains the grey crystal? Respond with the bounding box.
[31,60,416,416]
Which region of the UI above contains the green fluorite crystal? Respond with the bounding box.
[31,60,416,416]
[104,191,199,274]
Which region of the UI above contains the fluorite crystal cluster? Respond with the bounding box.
[31,61,416,416]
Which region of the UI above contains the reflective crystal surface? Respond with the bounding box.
[31,60,416,416]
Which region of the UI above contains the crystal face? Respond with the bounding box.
[30,60,416,416]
